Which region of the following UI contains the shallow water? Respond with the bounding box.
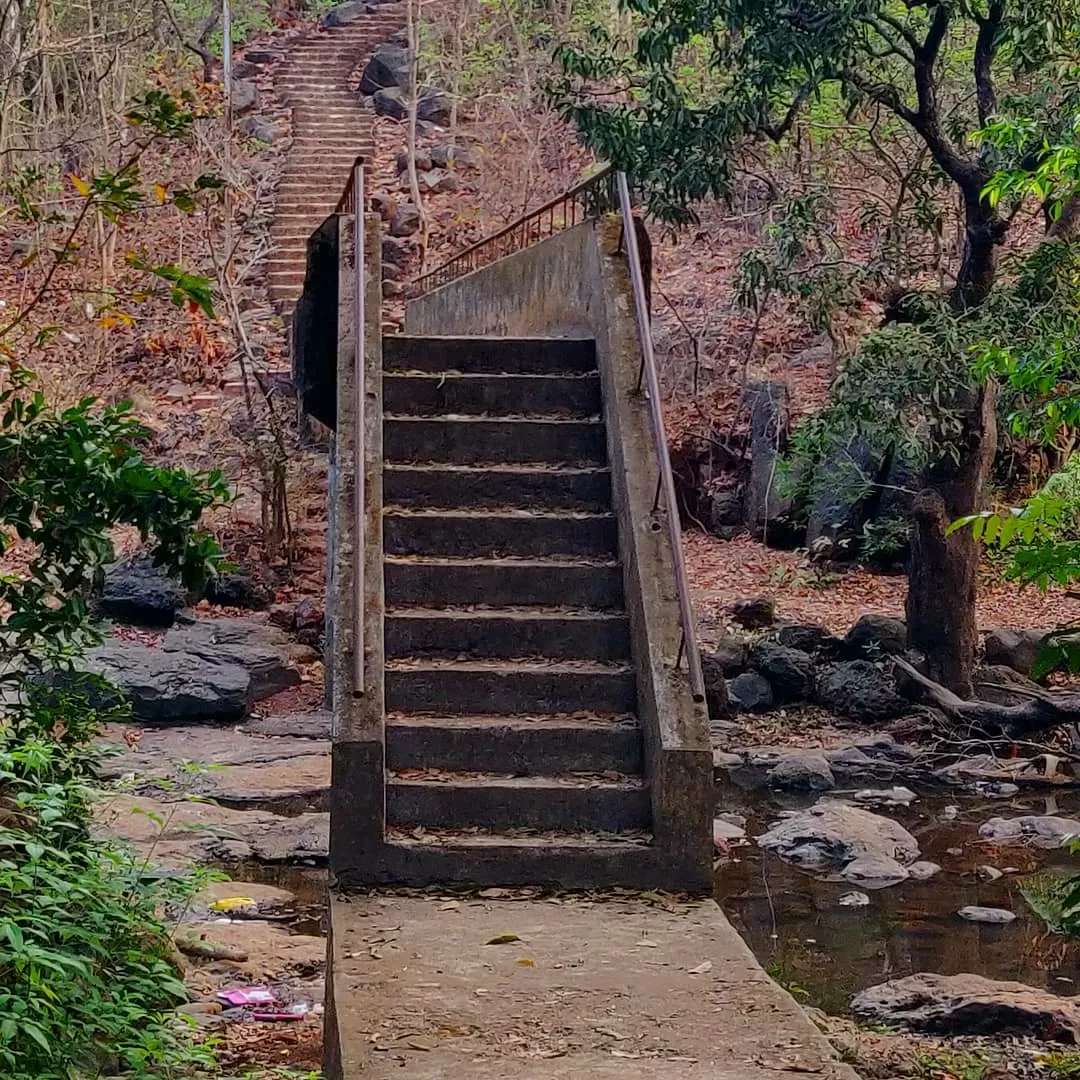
[715,779,1080,1013]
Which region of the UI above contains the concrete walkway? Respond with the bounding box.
[326,893,858,1079]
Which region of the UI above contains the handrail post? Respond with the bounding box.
[351,161,365,698]
[615,172,706,704]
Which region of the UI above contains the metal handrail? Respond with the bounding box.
[349,160,366,697]
[615,172,705,704]
[413,165,617,294]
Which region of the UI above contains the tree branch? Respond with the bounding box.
[974,0,1004,125]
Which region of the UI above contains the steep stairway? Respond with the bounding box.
[268,8,401,322]
[377,334,654,873]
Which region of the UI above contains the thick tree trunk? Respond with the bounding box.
[904,190,1002,698]
[906,382,997,698]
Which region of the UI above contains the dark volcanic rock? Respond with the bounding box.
[749,642,815,702]
[360,43,410,93]
[983,627,1050,677]
[373,86,407,119]
[742,381,799,544]
[844,613,908,657]
[99,556,186,627]
[205,571,272,611]
[776,623,840,655]
[766,751,835,793]
[732,596,775,629]
[816,660,908,722]
[727,672,774,713]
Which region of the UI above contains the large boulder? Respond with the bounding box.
[749,642,815,702]
[706,489,743,540]
[85,617,300,723]
[805,438,880,559]
[840,853,909,889]
[161,618,299,700]
[776,623,840,655]
[757,801,919,871]
[389,203,422,237]
[816,660,907,722]
[983,628,1050,677]
[98,556,186,627]
[417,88,451,126]
[360,43,410,93]
[742,381,799,544]
[373,87,407,119]
[702,636,747,676]
[844,613,907,657]
[85,641,250,723]
[230,79,258,116]
[979,816,1080,848]
[323,0,366,26]
[851,973,1080,1042]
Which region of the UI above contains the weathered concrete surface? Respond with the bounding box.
[324,895,858,1079]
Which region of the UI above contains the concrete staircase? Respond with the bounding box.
[268,8,401,322]
[379,336,652,857]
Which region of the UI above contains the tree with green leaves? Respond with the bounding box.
[553,0,1080,696]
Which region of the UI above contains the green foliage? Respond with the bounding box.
[1039,1051,1080,1078]
[915,1049,989,1080]
[860,515,910,563]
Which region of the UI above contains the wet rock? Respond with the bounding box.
[853,733,917,763]
[360,42,410,93]
[98,555,186,627]
[908,861,941,881]
[230,79,258,115]
[750,642,815,702]
[958,905,1015,924]
[204,570,272,610]
[840,853,909,889]
[743,381,798,543]
[707,489,743,539]
[983,628,1049,678]
[979,816,1080,848]
[373,86,407,119]
[757,801,919,871]
[727,672,774,713]
[390,203,422,237]
[323,0,366,26]
[844,613,907,657]
[732,596,775,629]
[776,623,840,655]
[839,891,870,907]
[851,786,917,807]
[976,865,1004,882]
[851,972,1080,1041]
[973,780,1020,799]
[816,660,908,722]
[766,751,835,793]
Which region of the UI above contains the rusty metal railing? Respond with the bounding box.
[413,165,617,294]
[614,172,705,704]
[336,155,366,215]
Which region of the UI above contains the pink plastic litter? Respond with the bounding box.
[216,986,277,1007]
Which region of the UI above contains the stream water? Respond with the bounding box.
[715,778,1080,1014]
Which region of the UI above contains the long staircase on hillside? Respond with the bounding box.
[293,168,713,892]
[381,336,650,846]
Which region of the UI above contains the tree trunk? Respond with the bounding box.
[904,189,1002,698]
[906,382,997,697]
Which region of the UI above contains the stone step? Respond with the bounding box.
[383,507,618,558]
[386,773,650,832]
[385,713,643,774]
[375,832,657,888]
[383,463,612,511]
[385,657,637,714]
[383,335,597,375]
[385,606,631,661]
[384,554,625,608]
[382,371,601,418]
[384,416,607,466]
